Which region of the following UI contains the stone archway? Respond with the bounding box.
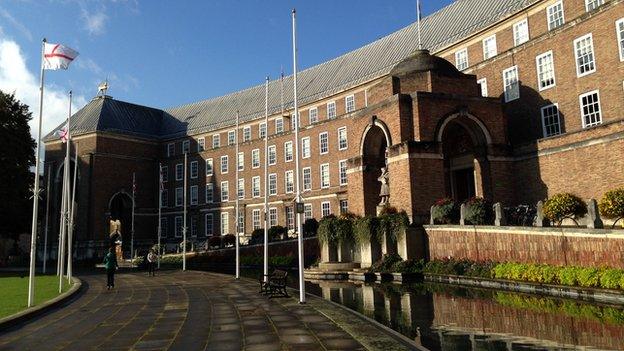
[108,192,133,252]
[360,119,391,216]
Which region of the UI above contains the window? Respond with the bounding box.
[197,138,205,152]
[455,49,468,70]
[228,130,236,146]
[503,66,519,102]
[161,165,168,182]
[275,118,284,133]
[340,200,349,215]
[320,163,330,188]
[220,155,228,174]
[338,127,348,150]
[237,210,244,235]
[285,206,294,230]
[319,132,329,154]
[212,134,220,148]
[167,143,175,157]
[205,214,214,236]
[541,104,562,138]
[477,78,488,97]
[291,113,299,130]
[617,19,624,61]
[190,185,198,205]
[579,90,602,128]
[302,167,311,191]
[574,34,596,77]
[205,158,213,176]
[269,208,278,227]
[237,152,244,171]
[175,216,183,238]
[190,161,198,179]
[536,51,556,91]
[285,170,294,193]
[259,122,267,139]
[182,140,190,154]
[482,35,497,60]
[339,160,348,185]
[252,149,260,168]
[547,1,565,30]
[191,216,198,237]
[221,212,229,236]
[160,218,168,237]
[284,141,293,162]
[221,181,229,202]
[252,176,261,198]
[585,0,604,12]
[176,163,183,181]
[327,101,336,119]
[269,173,277,196]
[345,95,355,113]
[161,190,168,207]
[321,202,331,218]
[175,187,183,207]
[205,183,214,203]
[243,126,251,141]
[513,19,529,46]
[238,178,245,199]
[309,107,318,124]
[304,204,313,221]
[268,145,276,165]
[301,137,311,158]
[252,209,261,230]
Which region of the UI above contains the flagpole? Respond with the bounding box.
[42,165,51,274]
[280,68,284,114]
[57,162,66,277]
[27,38,47,307]
[235,111,240,279]
[59,90,72,293]
[417,0,423,50]
[131,172,135,266]
[183,152,187,271]
[67,140,78,282]
[263,76,269,283]
[157,162,162,269]
[292,9,306,304]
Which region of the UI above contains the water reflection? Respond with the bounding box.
[306,279,624,351]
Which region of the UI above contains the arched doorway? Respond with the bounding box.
[438,113,491,202]
[360,120,391,216]
[108,192,132,252]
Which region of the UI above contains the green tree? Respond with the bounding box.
[0,91,35,239]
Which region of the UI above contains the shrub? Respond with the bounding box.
[370,253,403,273]
[556,266,578,286]
[353,216,382,245]
[250,229,264,245]
[431,198,459,224]
[599,268,623,290]
[222,234,236,247]
[303,218,319,237]
[268,226,287,241]
[335,217,354,243]
[599,188,624,227]
[208,236,221,249]
[393,259,425,273]
[463,197,493,225]
[576,267,601,288]
[543,193,587,226]
[317,215,337,244]
[379,211,409,243]
[378,205,398,216]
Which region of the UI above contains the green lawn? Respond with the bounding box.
[0,274,72,319]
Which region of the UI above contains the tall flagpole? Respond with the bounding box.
[417,0,423,50]
[235,111,240,279]
[131,172,135,266]
[57,161,67,276]
[292,9,306,304]
[67,141,78,282]
[280,68,284,114]
[182,152,187,271]
[59,91,72,293]
[42,165,51,274]
[157,163,162,269]
[27,38,47,307]
[263,77,269,283]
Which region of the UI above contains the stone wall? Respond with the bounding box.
[424,225,624,268]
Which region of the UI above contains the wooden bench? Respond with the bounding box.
[259,269,289,298]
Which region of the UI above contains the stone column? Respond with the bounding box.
[381,233,398,257]
[361,285,375,318]
[337,241,353,262]
[586,198,604,229]
[397,227,425,261]
[493,202,506,226]
[460,203,466,225]
[400,293,413,329]
[535,200,549,227]
[320,241,338,263]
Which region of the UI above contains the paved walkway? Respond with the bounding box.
[0,270,407,351]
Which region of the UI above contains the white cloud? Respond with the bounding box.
[81,8,107,36]
[0,36,87,147]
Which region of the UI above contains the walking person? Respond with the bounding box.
[103,247,118,289]
[147,249,157,277]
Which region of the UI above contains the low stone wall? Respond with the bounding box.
[424,225,624,268]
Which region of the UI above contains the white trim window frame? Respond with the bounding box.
[574,33,596,78]
[301,137,311,159]
[167,143,175,157]
[345,94,355,113]
[540,103,562,138]
[205,183,214,203]
[259,122,267,139]
[338,160,348,186]
[243,126,251,142]
[161,218,168,237]
[304,204,313,221]
[190,160,198,179]
[269,208,278,227]
[205,213,214,236]
[238,178,245,200]
[616,18,624,62]
[268,173,277,196]
[327,101,336,119]
[175,187,183,207]
[320,163,330,189]
[536,51,556,91]
[477,78,488,97]
[205,158,213,176]
[252,149,260,169]
[220,155,228,174]
[482,35,497,60]
[291,112,299,130]
[319,132,329,155]
[252,176,261,198]
[579,90,602,128]
[252,209,261,230]
[547,1,565,31]
[197,137,205,152]
[513,19,530,46]
[455,48,468,71]
[220,181,229,202]
[285,170,294,194]
[284,141,293,162]
[182,140,190,154]
[302,167,311,191]
[237,152,244,171]
[176,163,183,181]
[161,190,168,207]
[190,185,198,205]
[161,165,168,182]
[275,117,284,134]
[175,216,183,238]
[503,66,520,102]
[268,145,276,165]
[585,0,604,12]
[338,127,348,150]
[227,130,236,146]
[220,212,229,236]
[308,107,318,124]
[212,134,220,149]
[321,201,331,218]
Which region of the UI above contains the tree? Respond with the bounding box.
[0,91,35,239]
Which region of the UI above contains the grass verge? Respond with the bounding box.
[0,274,71,319]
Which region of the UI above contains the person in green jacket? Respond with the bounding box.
[103,247,118,289]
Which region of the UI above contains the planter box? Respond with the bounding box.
[349,271,376,282]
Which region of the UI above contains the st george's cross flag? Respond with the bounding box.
[55,125,69,143]
[43,43,79,70]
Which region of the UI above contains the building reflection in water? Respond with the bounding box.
[309,280,624,351]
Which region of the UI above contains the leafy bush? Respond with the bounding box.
[556,267,578,286]
[378,205,398,215]
[599,188,624,227]
[268,226,287,241]
[335,217,354,243]
[379,211,409,242]
[463,197,493,225]
[222,234,236,247]
[599,268,623,290]
[431,198,459,224]
[250,229,264,245]
[303,218,319,237]
[317,215,337,244]
[240,255,295,267]
[208,236,222,249]
[393,259,425,273]
[353,216,382,245]
[370,253,403,273]
[543,193,587,226]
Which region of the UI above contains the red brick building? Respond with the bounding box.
[44,0,624,255]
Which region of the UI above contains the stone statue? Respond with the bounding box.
[378,167,390,205]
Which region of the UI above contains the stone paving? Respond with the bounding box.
[0,270,411,351]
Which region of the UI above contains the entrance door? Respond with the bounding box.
[452,168,476,202]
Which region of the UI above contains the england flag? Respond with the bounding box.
[43,43,79,70]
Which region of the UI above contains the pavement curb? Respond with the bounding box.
[0,276,82,332]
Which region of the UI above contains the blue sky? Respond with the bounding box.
[0,0,453,137]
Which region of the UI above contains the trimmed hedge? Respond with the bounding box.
[543,193,587,226]
[599,188,624,227]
